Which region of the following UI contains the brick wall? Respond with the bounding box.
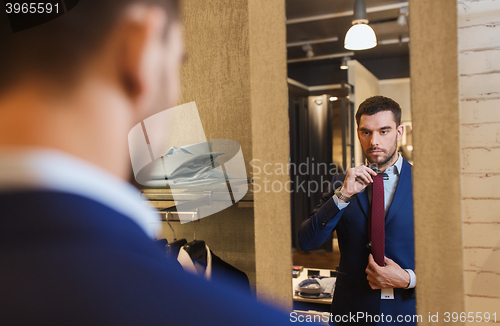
[458,0,500,320]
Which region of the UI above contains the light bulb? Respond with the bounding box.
[344,23,377,50]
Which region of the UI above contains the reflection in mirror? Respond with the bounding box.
[287,0,415,322]
[130,101,254,295]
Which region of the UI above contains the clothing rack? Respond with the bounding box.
[161,211,199,222]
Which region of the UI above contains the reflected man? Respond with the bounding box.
[299,96,416,325]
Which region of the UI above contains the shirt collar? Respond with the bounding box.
[0,147,160,238]
[365,152,403,176]
[386,153,403,176]
[177,244,212,280]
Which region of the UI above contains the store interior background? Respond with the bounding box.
[154,0,499,323]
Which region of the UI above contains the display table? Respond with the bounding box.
[292,268,336,305]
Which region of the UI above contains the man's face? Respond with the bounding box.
[357,110,403,169]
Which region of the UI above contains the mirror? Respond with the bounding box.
[286,0,414,316]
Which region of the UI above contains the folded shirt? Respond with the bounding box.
[137,141,228,188]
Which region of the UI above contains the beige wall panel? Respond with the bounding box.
[409,0,465,323]
[178,0,291,306]
[248,0,292,309]
[179,0,253,173]
[177,0,256,293]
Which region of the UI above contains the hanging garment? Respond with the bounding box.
[177,244,251,294]
[177,244,212,280]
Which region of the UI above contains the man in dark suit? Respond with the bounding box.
[0,1,292,325]
[299,96,417,325]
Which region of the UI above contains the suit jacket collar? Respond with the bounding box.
[385,158,412,224]
[356,185,370,218]
[355,158,412,224]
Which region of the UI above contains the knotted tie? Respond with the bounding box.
[370,173,385,266]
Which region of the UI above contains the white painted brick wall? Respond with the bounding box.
[462,224,500,248]
[464,270,500,297]
[463,199,500,222]
[459,72,500,100]
[463,248,496,270]
[459,50,500,76]
[458,0,500,319]
[462,147,500,172]
[461,98,500,124]
[461,123,500,147]
[461,173,500,197]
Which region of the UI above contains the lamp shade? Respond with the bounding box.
[344,23,377,50]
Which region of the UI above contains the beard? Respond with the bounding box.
[363,141,398,168]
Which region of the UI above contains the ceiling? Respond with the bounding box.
[286,0,410,86]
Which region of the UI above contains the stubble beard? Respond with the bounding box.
[364,140,399,170]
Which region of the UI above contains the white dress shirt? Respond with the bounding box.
[0,147,161,238]
[333,153,403,211]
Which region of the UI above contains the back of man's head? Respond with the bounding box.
[0,0,180,94]
[355,95,402,127]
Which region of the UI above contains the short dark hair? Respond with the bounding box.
[355,95,402,127]
[0,0,180,94]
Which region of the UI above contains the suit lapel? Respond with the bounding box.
[385,159,412,225]
[355,188,370,218]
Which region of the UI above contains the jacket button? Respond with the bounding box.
[321,219,326,226]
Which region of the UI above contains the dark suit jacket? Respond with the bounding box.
[0,191,290,326]
[298,158,416,325]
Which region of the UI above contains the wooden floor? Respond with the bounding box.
[292,249,340,270]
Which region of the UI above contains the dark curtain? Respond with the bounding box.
[289,97,334,251]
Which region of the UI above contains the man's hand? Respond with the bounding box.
[340,166,378,199]
[365,254,410,289]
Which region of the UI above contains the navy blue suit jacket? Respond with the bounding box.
[298,159,416,325]
[0,191,292,326]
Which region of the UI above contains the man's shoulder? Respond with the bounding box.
[0,190,153,244]
[0,192,290,326]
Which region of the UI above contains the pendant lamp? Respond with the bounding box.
[344,0,377,50]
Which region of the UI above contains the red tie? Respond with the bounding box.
[370,174,385,266]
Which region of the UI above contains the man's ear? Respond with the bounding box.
[117,5,167,111]
[396,124,404,142]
